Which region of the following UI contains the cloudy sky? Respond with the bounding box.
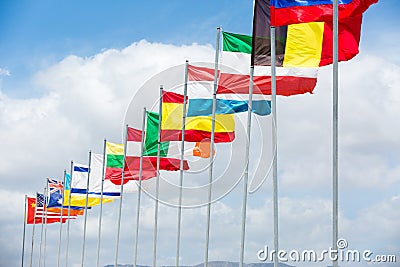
[0,1,399,267]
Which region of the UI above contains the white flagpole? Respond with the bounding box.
[176,60,189,267]
[29,193,38,267]
[204,26,221,267]
[38,188,45,267]
[332,1,339,267]
[152,85,163,267]
[134,107,147,267]
[270,25,279,267]
[22,195,28,267]
[96,139,107,267]
[239,66,255,267]
[43,182,49,267]
[57,172,66,267]
[81,151,92,267]
[65,161,74,267]
[114,125,129,267]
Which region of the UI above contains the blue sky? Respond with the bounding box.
[0,1,399,266]
[0,0,254,97]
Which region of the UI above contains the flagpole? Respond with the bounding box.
[176,60,189,267]
[38,189,45,267]
[114,124,129,267]
[332,1,339,267]
[134,107,147,267]
[96,139,107,267]
[43,182,49,267]
[152,85,163,267]
[57,172,66,267]
[29,193,38,267]
[204,26,221,267]
[65,161,74,267]
[239,66,255,267]
[270,25,279,267]
[81,151,92,267]
[22,195,27,267]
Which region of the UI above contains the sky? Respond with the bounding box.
[0,1,399,267]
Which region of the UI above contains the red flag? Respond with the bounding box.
[270,0,378,27]
[26,196,70,224]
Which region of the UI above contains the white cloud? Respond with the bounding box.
[0,67,10,76]
[278,55,400,190]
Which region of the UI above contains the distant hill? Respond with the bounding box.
[105,261,295,267]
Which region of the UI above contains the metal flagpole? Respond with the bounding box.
[134,107,147,267]
[114,125,129,267]
[176,60,189,267]
[96,139,107,267]
[152,86,163,267]
[57,171,66,267]
[270,25,279,267]
[239,66,255,267]
[332,1,339,267]
[43,182,49,267]
[204,26,221,267]
[65,161,74,267]
[38,188,46,267]
[81,151,92,267]
[29,193,38,267]
[22,195,28,267]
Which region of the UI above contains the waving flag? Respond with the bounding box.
[26,194,71,224]
[27,197,67,224]
[63,165,114,207]
[47,178,64,208]
[163,89,236,143]
[270,0,378,27]
[46,178,85,216]
[253,0,363,68]
[127,124,189,174]
[147,111,212,158]
[105,141,157,184]
[221,32,318,96]
[92,152,137,192]
[188,64,272,113]
[105,122,190,185]
[105,142,125,182]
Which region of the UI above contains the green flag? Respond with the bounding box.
[144,111,169,157]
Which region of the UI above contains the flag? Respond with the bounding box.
[46,207,84,217]
[186,64,271,116]
[37,193,73,223]
[26,197,45,224]
[105,123,190,185]
[47,178,64,208]
[159,94,215,157]
[142,112,206,159]
[46,178,85,216]
[63,166,114,207]
[163,89,236,143]
[270,0,378,27]
[218,31,318,96]
[26,194,71,224]
[106,141,157,184]
[91,152,137,193]
[126,124,189,175]
[105,142,125,182]
[188,64,273,114]
[26,197,37,224]
[252,0,362,68]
